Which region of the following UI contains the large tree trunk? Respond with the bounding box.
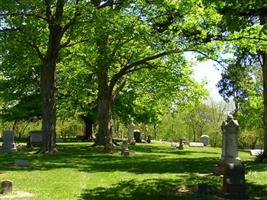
[95,73,113,151]
[260,14,267,156]
[40,56,58,153]
[262,52,267,155]
[40,20,63,153]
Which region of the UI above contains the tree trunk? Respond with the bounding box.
[40,21,63,153]
[260,14,267,156]
[262,52,267,155]
[40,56,57,153]
[81,115,94,141]
[94,63,113,152]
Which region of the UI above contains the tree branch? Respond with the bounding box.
[109,50,179,90]
[0,13,48,22]
[112,80,126,102]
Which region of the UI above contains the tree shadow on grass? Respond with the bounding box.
[0,143,219,174]
[79,177,220,200]
[246,182,267,200]
[130,144,219,156]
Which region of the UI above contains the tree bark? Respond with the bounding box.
[81,115,94,141]
[40,55,58,153]
[260,14,267,156]
[40,11,63,153]
[262,52,267,155]
[94,66,113,152]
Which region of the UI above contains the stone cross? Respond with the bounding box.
[221,114,240,163]
[1,129,16,152]
[1,180,13,195]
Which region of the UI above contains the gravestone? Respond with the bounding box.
[133,130,142,143]
[222,115,240,163]
[200,135,209,146]
[189,142,204,147]
[128,120,135,144]
[1,180,13,195]
[250,149,264,156]
[121,141,129,156]
[29,131,43,147]
[14,160,31,167]
[1,129,16,152]
[221,163,248,199]
[216,115,248,199]
[171,142,178,147]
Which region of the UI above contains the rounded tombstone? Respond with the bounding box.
[1,180,13,195]
[200,135,209,146]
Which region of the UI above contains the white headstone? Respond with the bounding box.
[221,115,240,163]
[250,149,264,156]
[189,142,204,147]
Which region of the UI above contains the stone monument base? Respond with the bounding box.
[219,162,249,200]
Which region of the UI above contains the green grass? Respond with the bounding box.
[0,142,266,199]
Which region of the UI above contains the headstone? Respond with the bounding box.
[1,180,13,195]
[189,142,204,147]
[1,130,16,152]
[222,115,240,163]
[121,141,129,156]
[133,130,142,143]
[216,115,248,199]
[14,160,30,167]
[250,149,264,156]
[128,120,135,143]
[29,131,43,147]
[200,135,209,146]
[171,142,178,147]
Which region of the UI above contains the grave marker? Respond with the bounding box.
[189,142,204,147]
[1,130,16,152]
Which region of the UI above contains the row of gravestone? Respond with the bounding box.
[0,130,44,152]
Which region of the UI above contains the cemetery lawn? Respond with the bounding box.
[0,142,267,200]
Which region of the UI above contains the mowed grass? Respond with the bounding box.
[0,142,266,200]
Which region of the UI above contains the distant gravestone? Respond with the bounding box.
[171,142,178,147]
[1,130,16,152]
[121,141,129,156]
[250,149,264,156]
[200,135,209,146]
[189,142,204,147]
[14,160,31,167]
[128,120,135,144]
[133,130,142,143]
[1,180,13,195]
[29,131,43,147]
